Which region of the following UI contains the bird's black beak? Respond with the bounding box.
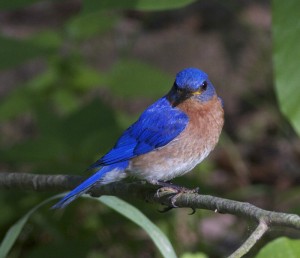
[167,88,192,107]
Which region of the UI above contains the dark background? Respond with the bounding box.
[1,0,300,257]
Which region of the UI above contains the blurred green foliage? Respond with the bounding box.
[180,253,208,258]
[0,0,43,10]
[273,0,300,136]
[255,237,300,258]
[0,195,62,258]
[0,1,200,258]
[0,195,177,258]
[0,0,300,257]
[0,36,52,69]
[82,0,197,12]
[95,196,177,258]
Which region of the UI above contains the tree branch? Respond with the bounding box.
[1,172,300,257]
[0,172,83,191]
[1,172,300,228]
[228,220,268,258]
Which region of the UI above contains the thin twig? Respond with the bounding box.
[228,220,268,258]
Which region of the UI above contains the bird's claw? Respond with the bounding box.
[188,207,196,215]
[155,182,199,214]
[155,185,178,197]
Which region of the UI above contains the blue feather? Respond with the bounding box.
[52,161,129,209]
[89,97,188,169]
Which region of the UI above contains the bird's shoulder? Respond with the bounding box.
[118,96,190,151]
[137,96,187,125]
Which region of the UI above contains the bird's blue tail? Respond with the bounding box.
[52,161,128,209]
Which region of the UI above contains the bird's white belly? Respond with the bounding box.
[134,149,211,182]
[127,135,215,182]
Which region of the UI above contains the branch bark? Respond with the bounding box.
[228,220,268,258]
[1,172,300,228]
[1,172,300,257]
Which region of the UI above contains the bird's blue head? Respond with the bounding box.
[167,67,216,107]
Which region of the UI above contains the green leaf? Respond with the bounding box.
[0,194,64,258]
[0,194,176,258]
[0,68,59,122]
[94,196,178,258]
[1,100,120,169]
[52,89,80,114]
[1,98,121,173]
[0,0,39,10]
[29,30,63,50]
[66,11,117,41]
[83,0,196,12]
[256,237,300,258]
[0,36,51,69]
[66,64,105,91]
[181,253,208,258]
[26,240,91,258]
[105,59,172,98]
[273,0,300,136]
[0,88,33,121]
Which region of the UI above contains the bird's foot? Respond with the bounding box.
[155,180,199,196]
[154,181,199,214]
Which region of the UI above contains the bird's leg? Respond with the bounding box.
[151,180,199,213]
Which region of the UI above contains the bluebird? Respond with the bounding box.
[52,68,224,209]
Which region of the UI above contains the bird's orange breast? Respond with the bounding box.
[128,95,224,182]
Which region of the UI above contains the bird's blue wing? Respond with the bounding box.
[89,97,188,169]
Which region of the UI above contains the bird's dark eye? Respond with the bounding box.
[201,81,208,91]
